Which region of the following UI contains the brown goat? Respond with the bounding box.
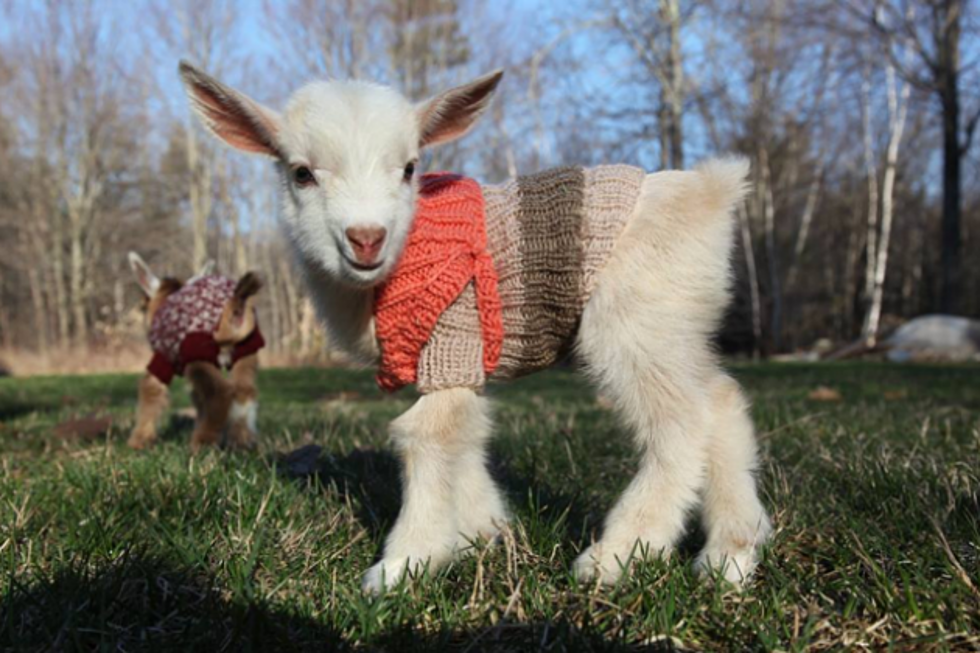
[128,253,264,453]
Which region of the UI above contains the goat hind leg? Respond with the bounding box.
[694,374,771,585]
[185,362,233,453]
[573,370,711,585]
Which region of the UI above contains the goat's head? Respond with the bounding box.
[179,62,503,288]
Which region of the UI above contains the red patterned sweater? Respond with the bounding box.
[147,275,264,384]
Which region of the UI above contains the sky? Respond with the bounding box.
[3,0,978,192]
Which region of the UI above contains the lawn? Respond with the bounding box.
[0,363,978,651]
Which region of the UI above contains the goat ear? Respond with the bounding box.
[189,259,215,284]
[417,69,504,149]
[128,252,160,297]
[179,61,283,158]
[234,272,263,302]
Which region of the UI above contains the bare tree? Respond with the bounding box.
[150,0,241,272]
[0,0,976,365]
[3,0,141,348]
[606,0,693,169]
[844,0,979,313]
[861,52,911,345]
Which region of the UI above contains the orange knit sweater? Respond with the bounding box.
[374,173,503,392]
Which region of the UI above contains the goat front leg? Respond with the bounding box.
[452,395,508,546]
[225,354,259,451]
[128,373,169,449]
[184,362,233,453]
[363,387,497,594]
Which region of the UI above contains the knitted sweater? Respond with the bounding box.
[147,275,265,384]
[375,174,503,392]
[376,165,647,394]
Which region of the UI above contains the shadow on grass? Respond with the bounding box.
[0,554,343,651]
[274,445,606,551]
[314,446,403,537]
[273,443,710,572]
[0,554,672,652]
[0,401,45,423]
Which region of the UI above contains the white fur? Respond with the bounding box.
[571,161,771,584]
[277,82,420,292]
[229,399,258,434]
[361,388,508,593]
[366,161,770,592]
[128,251,214,294]
[217,349,232,369]
[180,66,771,593]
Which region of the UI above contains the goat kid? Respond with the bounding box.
[178,63,772,593]
[128,253,265,453]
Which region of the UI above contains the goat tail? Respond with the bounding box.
[692,156,751,217]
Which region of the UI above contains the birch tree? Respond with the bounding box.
[861,55,911,345]
[842,0,979,313]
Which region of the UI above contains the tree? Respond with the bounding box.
[851,0,979,313]
[606,0,693,169]
[150,0,242,272]
[860,53,911,345]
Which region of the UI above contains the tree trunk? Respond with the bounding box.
[939,82,960,314]
[785,166,823,290]
[863,64,909,346]
[28,266,48,352]
[659,0,683,169]
[50,218,70,348]
[737,204,763,358]
[188,124,213,273]
[938,0,962,314]
[861,74,880,310]
[759,148,781,351]
[69,216,87,346]
[281,257,300,348]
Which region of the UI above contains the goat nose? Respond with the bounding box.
[345,226,387,263]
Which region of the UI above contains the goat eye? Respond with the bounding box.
[293,166,315,186]
[403,161,415,182]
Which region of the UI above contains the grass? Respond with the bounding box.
[0,363,978,651]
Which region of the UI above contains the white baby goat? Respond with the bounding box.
[179,62,772,593]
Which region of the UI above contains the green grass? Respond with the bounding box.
[0,363,978,651]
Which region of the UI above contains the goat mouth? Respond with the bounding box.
[348,258,384,272]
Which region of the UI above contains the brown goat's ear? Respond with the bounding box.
[417,69,504,149]
[234,272,263,303]
[215,273,262,344]
[179,61,283,158]
[128,252,160,297]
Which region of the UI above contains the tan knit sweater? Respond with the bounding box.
[415,165,646,393]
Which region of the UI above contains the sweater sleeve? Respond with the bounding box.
[232,327,266,366]
[416,282,486,393]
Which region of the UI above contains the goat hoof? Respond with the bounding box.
[362,557,412,595]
